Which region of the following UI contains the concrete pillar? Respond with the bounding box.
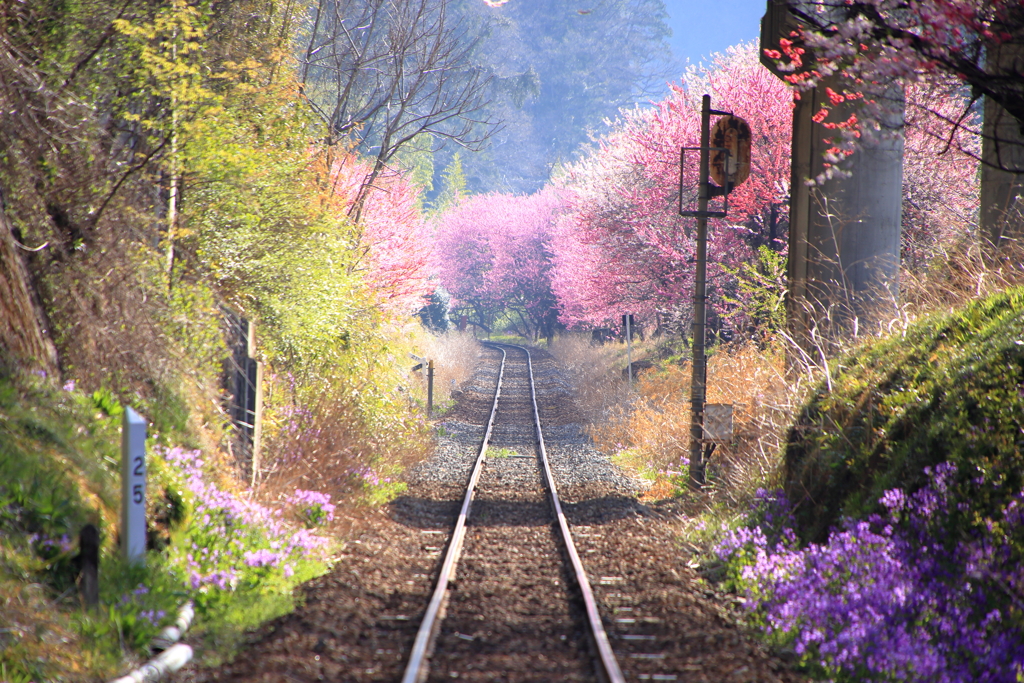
[980,39,1024,252]
[761,0,904,346]
[788,81,904,341]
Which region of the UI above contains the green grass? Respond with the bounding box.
[784,287,1024,544]
[0,369,337,678]
[0,371,127,679]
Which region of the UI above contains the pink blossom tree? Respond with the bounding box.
[551,41,983,335]
[327,155,434,316]
[550,43,793,334]
[902,79,982,268]
[433,189,562,339]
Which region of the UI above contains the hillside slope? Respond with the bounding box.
[784,287,1024,544]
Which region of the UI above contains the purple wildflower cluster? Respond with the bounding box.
[116,584,167,627]
[287,489,336,528]
[716,464,1024,682]
[28,532,74,556]
[353,465,391,488]
[160,447,329,595]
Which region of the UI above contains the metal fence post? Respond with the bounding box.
[121,407,147,564]
[79,523,99,608]
[427,360,434,415]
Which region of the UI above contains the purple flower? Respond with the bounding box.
[716,463,1024,681]
[880,488,906,513]
[158,446,332,594]
[243,549,280,568]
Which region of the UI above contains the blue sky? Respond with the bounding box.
[664,0,766,66]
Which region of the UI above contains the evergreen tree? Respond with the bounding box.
[432,153,468,213]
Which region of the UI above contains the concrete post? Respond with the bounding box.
[761,0,904,347]
[121,407,147,564]
[788,80,904,341]
[980,39,1024,252]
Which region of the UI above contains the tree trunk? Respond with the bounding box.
[0,207,58,374]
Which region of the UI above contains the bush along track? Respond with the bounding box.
[715,288,1024,681]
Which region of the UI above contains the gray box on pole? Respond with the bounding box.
[121,407,147,564]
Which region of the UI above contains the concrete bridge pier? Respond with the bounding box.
[761,0,904,349]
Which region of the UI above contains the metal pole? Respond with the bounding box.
[626,314,633,387]
[688,95,712,488]
[427,359,434,416]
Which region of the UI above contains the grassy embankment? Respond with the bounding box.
[711,287,1024,680]
[0,369,340,681]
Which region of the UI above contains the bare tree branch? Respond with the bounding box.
[299,0,500,216]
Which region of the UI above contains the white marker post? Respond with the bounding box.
[121,407,147,564]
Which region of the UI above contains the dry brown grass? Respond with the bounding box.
[256,378,430,516]
[0,576,103,680]
[250,329,478,521]
[589,344,798,506]
[900,234,1024,316]
[547,332,642,423]
[414,330,481,410]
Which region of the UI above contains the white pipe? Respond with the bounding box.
[109,644,193,683]
[150,601,194,651]
[108,601,195,683]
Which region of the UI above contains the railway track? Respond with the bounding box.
[201,342,806,683]
[401,342,623,683]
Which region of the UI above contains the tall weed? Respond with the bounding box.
[258,369,429,514]
[547,332,637,424]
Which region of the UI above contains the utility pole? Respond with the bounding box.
[688,95,713,487]
[680,95,750,487]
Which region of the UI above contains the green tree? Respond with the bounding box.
[432,153,468,213]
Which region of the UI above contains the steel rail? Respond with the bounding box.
[400,345,508,683]
[508,343,626,683]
